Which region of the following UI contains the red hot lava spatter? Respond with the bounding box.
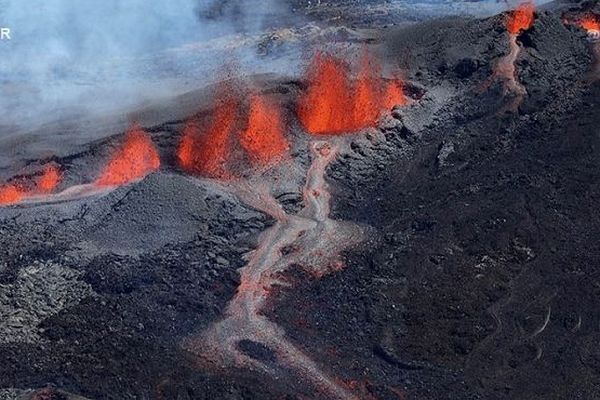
[37,164,61,194]
[0,184,23,205]
[298,51,407,135]
[0,164,62,206]
[178,85,289,178]
[240,94,290,165]
[506,2,535,34]
[96,124,160,187]
[481,2,535,112]
[178,94,239,179]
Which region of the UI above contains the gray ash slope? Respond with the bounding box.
[1,4,600,400]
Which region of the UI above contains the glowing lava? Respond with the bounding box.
[178,94,239,179]
[564,13,600,80]
[179,86,289,176]
[96,124,160,187]
[37,165,61,194]
[298,52,406,135]
[506,2,535,35]
[240,94,289,165]
[481,2,535,112]
[0,184,23,205]
[190,139,364,399]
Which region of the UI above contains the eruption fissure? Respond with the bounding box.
[0,124,161,207]
[192,139,364,399]
[0,164,61,206]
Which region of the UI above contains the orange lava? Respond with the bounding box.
[178,95,238,179]
[0,184,23,205]
[37,165,61,194]
[577,16,600,33]
[506,2,535,35]
[240,94,289,165]
[298,52,407,135]
[96,124,160,187]
[385,80,408,109]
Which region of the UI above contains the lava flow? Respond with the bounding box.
[96,124,160,187]
[190,139,364,399]
[482,2,535,112]
[298,52,406,135]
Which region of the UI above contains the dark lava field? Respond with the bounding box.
[1,1,600,399]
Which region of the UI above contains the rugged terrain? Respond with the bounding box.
[1,1,600,399]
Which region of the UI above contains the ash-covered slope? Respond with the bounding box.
[1,4,599,400]
[271,7,600,400]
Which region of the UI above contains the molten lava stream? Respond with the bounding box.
[193,139,364,399]
[298,52,406,135]
[96,124,160,187]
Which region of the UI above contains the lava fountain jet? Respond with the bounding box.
[37,165,61,194]
[0,184,23,206]
[179,85,289,176]
[96,124,160,187]
[298,52,406,135]
[483,2,535,112]
[187,138,365,399]
[178,92,239,179]
[0,164,62,206]
[240,94,289,166]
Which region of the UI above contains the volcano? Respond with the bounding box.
[2,1,600,400]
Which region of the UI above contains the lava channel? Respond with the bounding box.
[188,139,364,399]
[482,2,535,112]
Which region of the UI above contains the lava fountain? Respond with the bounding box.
[298,51,406,135]
[0,164,62,206]
[96,124,160,187]
[178,88,239,179]
[178,85,289,177]
[483,2,535,112]
[240,94,289,166]
[0,184,23,206]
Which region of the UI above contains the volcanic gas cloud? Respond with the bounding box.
[178,85,289,178]
[298,52,407,135]
[483,2,535,112]
[0,164,61,206]
[96,124,160,187]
